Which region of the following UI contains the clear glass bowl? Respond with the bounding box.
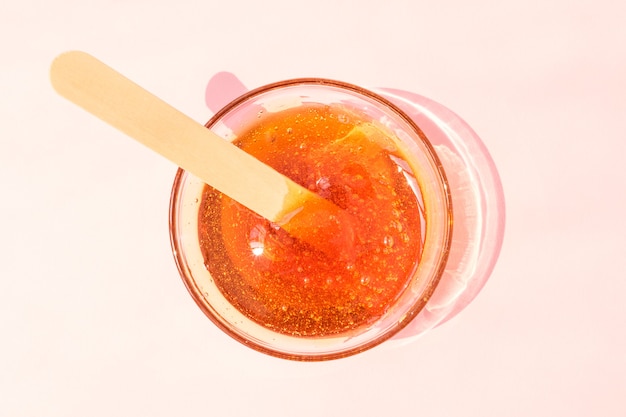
[169,79,453,361]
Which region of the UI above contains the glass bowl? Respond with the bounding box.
[169,79,452,361]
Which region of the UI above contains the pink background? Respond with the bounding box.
[1,0,625,416]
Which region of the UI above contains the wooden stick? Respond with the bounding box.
[50,51,355,255]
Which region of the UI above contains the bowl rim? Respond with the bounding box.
[169,78,453,361]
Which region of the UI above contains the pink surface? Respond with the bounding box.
[1,1,625,416]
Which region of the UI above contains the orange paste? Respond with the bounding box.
[198,103,423,337]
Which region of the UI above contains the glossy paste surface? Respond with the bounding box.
[198,103,424,336]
